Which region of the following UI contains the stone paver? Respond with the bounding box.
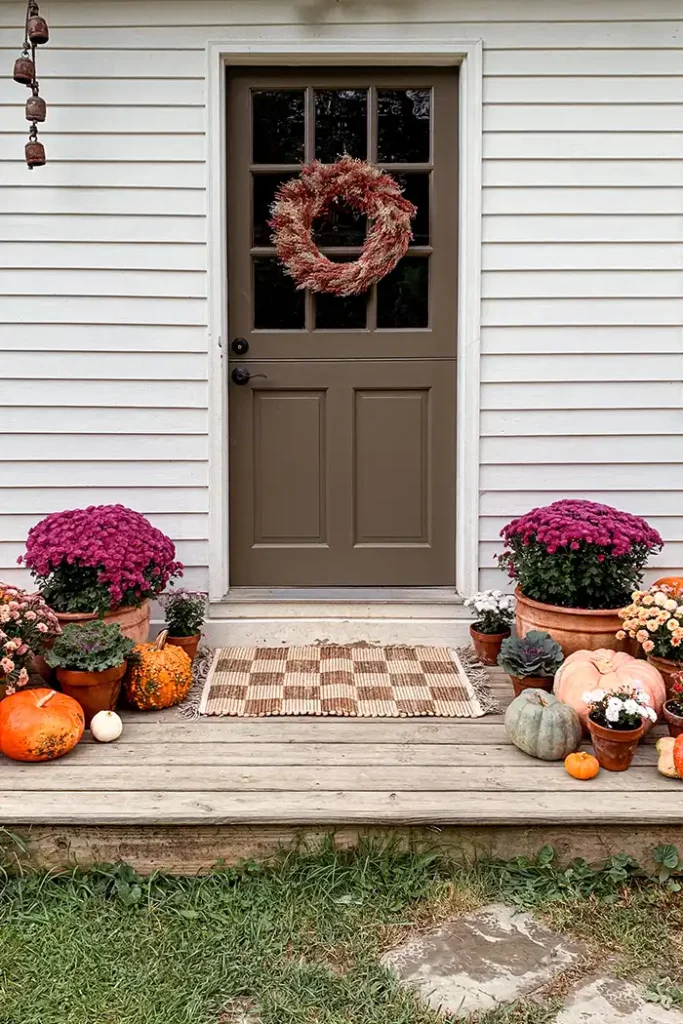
[555,976,683,1023]
[381,902,585,1017]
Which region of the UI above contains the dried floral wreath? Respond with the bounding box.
[269,156,416,296]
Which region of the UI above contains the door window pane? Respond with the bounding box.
[253,173,295,246]
[377,257,429,329]
[253,258,305,329]
[392,172,430,246]
[377,89,431,163]
[313,198,367,248]
[315,259,367,329]
[252,90,305,164]
[315,89,367,162]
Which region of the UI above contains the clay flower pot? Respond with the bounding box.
[469,624,510,666]
[54,600,150,645]
[647,655,683,698]
[663,700,683,738]
[508,675,554,698]
[56,663,127,728]
[166,633,200,662]
[587,715,644,772]
[515,587,628,658]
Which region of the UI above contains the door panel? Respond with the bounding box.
[227,67,458,587]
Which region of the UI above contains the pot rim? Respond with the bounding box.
[167,632,201,641]
[469,623,511,639]
[514,586,625,618]
[587,713,645,740]
[647,653,683,668]
[663,699,683,719]
[55,662,127,686]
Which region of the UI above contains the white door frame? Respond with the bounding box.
[206,39,483,603]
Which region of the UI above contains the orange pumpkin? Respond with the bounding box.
[0,688,84,762]
[553,648,665,734]
[674,735,683,779]
[564,751,600,780]
[654,577,683,597]
[125,630,193,711]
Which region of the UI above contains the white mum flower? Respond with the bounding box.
[665,599,678,612]
[605,697,623,722]
[654,591,667,607]
[582,689,606,704]
[623,699,641,717]
[646,706,658,723]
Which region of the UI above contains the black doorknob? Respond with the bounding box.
[231,337,249,354]
[231,367,268,386]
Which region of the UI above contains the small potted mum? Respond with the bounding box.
[159,589,206,662]
[44,620,135,726]
[0,582,61,696]
[498,630,564,697]
[497,500,662,656]
[662,672,683,738]
[464,590,515,665]
[21,505,183,643]
[617,583,683,694]
[582,686,657,771]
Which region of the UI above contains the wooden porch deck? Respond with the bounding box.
[2,670,682,874]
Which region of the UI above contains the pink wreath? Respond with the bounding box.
[269,156,417,297]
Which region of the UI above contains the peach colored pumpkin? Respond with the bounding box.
[553,648,665,734]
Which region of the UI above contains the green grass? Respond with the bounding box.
[0,841,681,1024]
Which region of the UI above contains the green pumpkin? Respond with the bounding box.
[504,688,582,761]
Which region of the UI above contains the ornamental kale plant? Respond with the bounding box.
[44,620,135,673]
[21,505,183,613]
[497,500,662,610]
[159,589,206,638]
[498,630,564,679]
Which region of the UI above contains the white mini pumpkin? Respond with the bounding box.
[90,710,123,743]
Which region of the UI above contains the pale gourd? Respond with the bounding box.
[90,709,123,743]
[656,737,679,779]
[504,688,582,761]
[554,649,665,734]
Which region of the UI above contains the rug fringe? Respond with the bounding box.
[456,645,501,714]
[177,646,214,720]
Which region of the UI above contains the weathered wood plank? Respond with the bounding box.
[0,765,671,793]
[1,789,682,825]
[0,741,657,768]
[12,823,683,877]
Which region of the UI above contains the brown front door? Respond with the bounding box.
[227,68,458,586]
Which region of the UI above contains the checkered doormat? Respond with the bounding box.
[198,645,485,718]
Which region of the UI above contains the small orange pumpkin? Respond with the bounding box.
[554,649,665,734]
[564,750,600,780]
[0,688,84,762]
[125,630,193,711]
[674,735,683,779]
[654,577,683,597]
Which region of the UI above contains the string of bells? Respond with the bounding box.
[13,2,49,168]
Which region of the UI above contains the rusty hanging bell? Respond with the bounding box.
[13,55,35,85]
[26,139,46,169]
[26,93,46,123]
[27,14,49,46]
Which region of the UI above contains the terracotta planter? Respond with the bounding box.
[56,662,127,727]
[166,633,201,662]
[663,701,683,738]
[587,715,644,772]
[647,655,683,698]
[508,675,554,698]
[469,624,510,666]
[515,587,628,658]
[54,600,151,645]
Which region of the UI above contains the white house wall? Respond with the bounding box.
[0,0,681,593]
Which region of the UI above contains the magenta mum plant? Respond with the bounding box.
[497,500,662,610]
[21,505,183,614]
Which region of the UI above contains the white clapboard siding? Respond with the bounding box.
[1,512,209,543]
[1,0,682,597]
[0,162,206,188]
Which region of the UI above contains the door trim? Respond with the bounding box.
[206,39,483,602]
